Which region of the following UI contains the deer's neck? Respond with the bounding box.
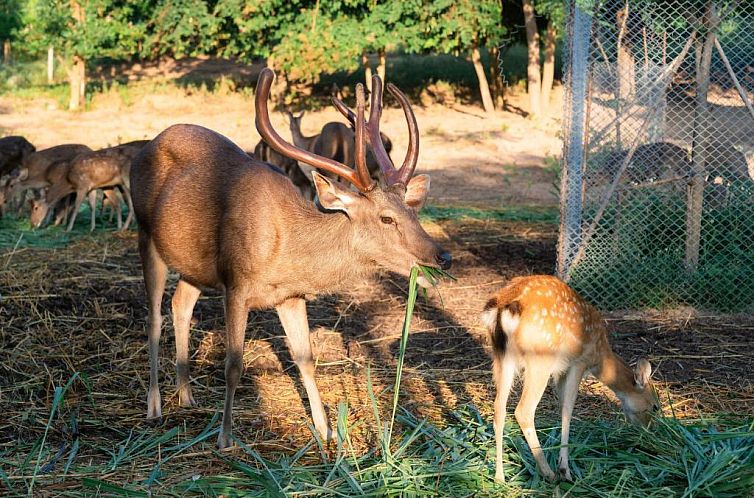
[289,124,318,151]
[594,347,635,400]
[276,206,370,295]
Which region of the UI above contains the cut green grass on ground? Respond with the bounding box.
[420,205,559,224]
[4,384,753,497]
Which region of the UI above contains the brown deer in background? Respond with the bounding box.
[287,107,393,183]
[33,140,148,231]
[251,139,314,200]
[29,159,80,228]
[0,136,35,177]
[101,188,124,229]
[9,143,91,214]
[482,275,658,482]
[130,68,450,449]
[286,111,356,181]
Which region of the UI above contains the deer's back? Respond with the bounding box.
[315,122,354,166]
[67,152,124,190]
[0,136,35,175]
[489,275,605,363]
[24,144,91,180]
[131,124,302,290]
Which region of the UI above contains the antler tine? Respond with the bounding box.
[367,75,401,185]
[255,68,371,191]
[331,94,357,125]
[354,84,372,189]
[386,82,420,185]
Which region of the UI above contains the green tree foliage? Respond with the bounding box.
[419,0,504,55]
[214,0,311,61]
[8,0,511,111]
[272,9,363,83]
[416,0,505,113]
[142,0,220,58]
[19,0,141,59]
[0,0,24,43]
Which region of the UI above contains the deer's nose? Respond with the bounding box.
[435,251,452,270]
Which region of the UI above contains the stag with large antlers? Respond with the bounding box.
[130,68,450,448]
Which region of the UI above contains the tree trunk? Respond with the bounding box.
[541,21,557,113]
[686,4,717,270]
[69,55,86,110]
[266,58,288,105]
[377,49,386,83]
[48,46,55,84]
[68,0,86,110]
[522,0,541,117]
[362,51,373,93]
[2,40,10,63]
[617,45,635,102]
[489,44,505,109]
[616,5,635,102]
[471,45,495,115]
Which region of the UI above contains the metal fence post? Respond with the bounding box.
[558,1,594,279]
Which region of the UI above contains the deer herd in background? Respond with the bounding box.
[0,86,395,229]
[1,69,667,482]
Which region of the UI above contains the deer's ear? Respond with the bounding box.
[312,171,358,213]
[404,174,430,212]
[634,358,652,389]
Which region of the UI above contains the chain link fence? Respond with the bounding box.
[558,0,754,312]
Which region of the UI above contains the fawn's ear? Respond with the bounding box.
[313,171,359,214]
[634,359,652,389]
[404,174,430,212]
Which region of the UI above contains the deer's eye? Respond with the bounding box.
[380,216,395,225]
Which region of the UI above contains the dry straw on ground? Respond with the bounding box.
[1,217,752,494]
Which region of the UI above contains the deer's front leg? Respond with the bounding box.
[218,291,249,449]
[276,297,331,441]
[556,365,586,481]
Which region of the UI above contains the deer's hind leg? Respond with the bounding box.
[87,189,97,231]
[172,279,201,407]
[139,232,168,420]
[515,357,557,480]
[493,350,517,482]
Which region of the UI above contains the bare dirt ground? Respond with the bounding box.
[0,63,562,208]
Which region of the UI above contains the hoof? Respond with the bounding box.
[541,467,557,482]
[558,466,572,482]
[147,389,162,419]
[178,389,197,408]
[145,415,163,426]
[217,432,234,450]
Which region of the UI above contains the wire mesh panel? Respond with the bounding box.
[559,0,754,311]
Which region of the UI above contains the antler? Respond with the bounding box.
[331,75,419,187]
[354,84,370,188]
[386,82,419,186]
[255,68,374,192]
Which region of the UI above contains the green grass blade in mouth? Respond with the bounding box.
[387,266,420,448]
